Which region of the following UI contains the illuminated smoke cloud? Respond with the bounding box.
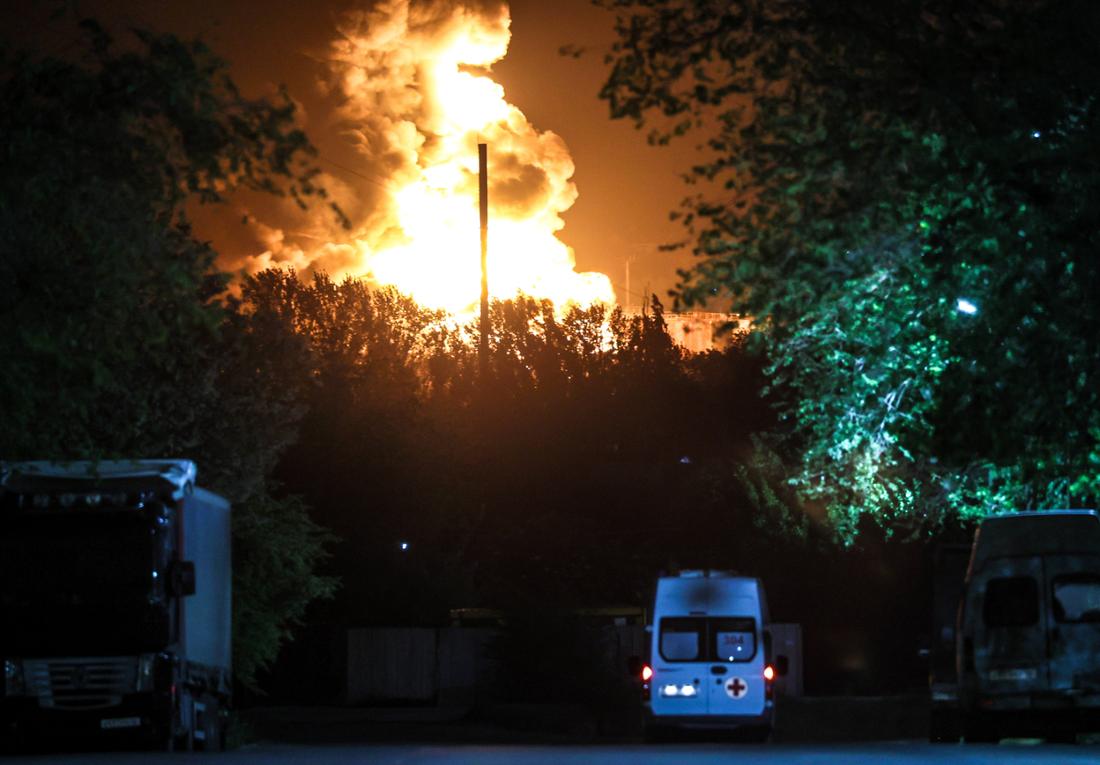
[216,0,613,314]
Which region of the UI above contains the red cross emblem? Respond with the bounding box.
[725,676,748,699]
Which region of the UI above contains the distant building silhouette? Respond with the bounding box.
[628,310,751,353]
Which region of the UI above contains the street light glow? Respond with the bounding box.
[956,298,978,315]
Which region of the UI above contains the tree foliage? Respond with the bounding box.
[238,270,777,623]
[0,21,338,685]
[599,0,1100,534]
[243,273,933,693]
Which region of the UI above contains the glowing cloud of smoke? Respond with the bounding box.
[321,0,615,314]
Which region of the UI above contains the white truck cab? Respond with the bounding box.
[640,570,783,740]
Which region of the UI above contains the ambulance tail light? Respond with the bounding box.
[641,664,652,701]
[764,664,775,700]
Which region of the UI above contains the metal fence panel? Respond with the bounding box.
[346,628,437,703]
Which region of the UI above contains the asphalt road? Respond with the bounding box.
[4,742,1100,764]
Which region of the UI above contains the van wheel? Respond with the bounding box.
[929,709,961,743]
[735,725,772,743]
[1045,727,1077,745]
[962,715,997,743]
[643,724,670,743]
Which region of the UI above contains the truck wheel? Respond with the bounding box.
[199,695,225,752]
[172,689,195,752]
[214,704,229,752]
[1,727,27,755]
[156,721,188,752]
[929,709,961,743]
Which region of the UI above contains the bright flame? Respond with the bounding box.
[328,1,614,315]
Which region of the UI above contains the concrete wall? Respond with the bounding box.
[344,622,801,706]
[436,627,499,707]
[346,628,437,704]
[345,627,498,706]
[769,622,804,697]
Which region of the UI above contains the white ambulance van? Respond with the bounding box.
[640,570,784,740]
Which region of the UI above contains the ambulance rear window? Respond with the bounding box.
[660,618,703,661]
[659,617,757,662]
[712,617,756,662]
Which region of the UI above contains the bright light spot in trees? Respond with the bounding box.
[956,298,978,315]
[1031,130,1041,139]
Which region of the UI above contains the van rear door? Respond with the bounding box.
[973,557,1048,694]
[1045,554,1100,692]
[705,617,766,717]
[651,618,708,717]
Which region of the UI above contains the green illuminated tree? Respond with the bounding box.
[599,0,1100,535]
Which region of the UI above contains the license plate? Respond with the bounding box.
[100,717,142,730]
[989,668,1037,681]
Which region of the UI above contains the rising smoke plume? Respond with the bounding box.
[211,0,613,314]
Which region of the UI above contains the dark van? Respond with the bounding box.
[956,510,1100,742]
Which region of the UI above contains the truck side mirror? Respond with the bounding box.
[168,560,196,597]
[775,654,789,677]
[626,655,642,677]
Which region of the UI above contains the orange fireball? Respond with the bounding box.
[328,0,614,316]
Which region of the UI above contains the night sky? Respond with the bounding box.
[3,0,699,309]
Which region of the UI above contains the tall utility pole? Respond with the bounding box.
[627,243,656,313]
[624,255,633,313]
[478,143,489,375]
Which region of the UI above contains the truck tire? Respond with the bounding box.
[198,695,226,752]
[214,703,229,752]
[1,726,27,755]
[156,720,190,753]
[171,689,195,752]
[929,709,961,743]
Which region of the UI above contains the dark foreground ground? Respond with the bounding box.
[240,695,933,745]
[4,697,1099,763]
[3,740,1100,765]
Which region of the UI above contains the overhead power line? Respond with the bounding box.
[316,155,396,192]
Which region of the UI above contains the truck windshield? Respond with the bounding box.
[659,617,757,662]
[0,511,169,654]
